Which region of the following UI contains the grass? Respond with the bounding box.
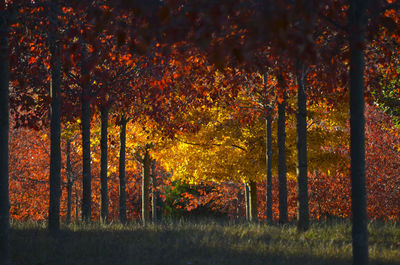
[10,219,400,265]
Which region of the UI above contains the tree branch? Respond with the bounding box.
[319,13,348,32]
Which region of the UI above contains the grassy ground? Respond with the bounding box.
[10,220,400,265]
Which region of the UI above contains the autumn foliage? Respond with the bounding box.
[8,104,399,222]
[1,0,399,230]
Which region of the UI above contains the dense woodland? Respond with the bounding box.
[0,0,400,265]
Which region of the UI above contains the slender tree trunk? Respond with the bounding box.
[349,1,369,264]
[81,41,92,222]
[265,113,273,223]
[151,160,157,222]
[48,0,61,235]
[100,106,109,223]
[244,182,250,221]
[118,115,127,224]
[277,77,288,224]
[236,189,242,220]
[75,188,79,223]
[0,7,10,264]
[66,140,73,224]
[142,150,151,226]
[296,61,309,231]
[248,180,258,222]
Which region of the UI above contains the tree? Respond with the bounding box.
[134,144,152,226]
[265,109,273,223]
[348,1,370,264]
[296,61,309,231]
[151,159,158,222]
[99,105,109,222]
[48,0,62,235]
[118,113,128,224]
[0,1,10,263]
[80,39,92,222]
[277,74,288,224]
[66,139,73,223]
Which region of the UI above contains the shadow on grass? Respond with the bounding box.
[9,223,397,265]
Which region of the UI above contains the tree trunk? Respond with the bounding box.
[100,106,109,223]
[236,189,242,220]
[244,182,250,221]
[118,115,127,224]
[277,77,288,224]
[265,113,273,223]
[296,61,309,231]
[142,150,151,226]
[66,139,73,224]
[151,159,157,223]
[81,41,92,222]
[75,188,79,223]
[0,7,10,264]
[48,0,61,235]
[348,1,369,264]
[248,180,258,222]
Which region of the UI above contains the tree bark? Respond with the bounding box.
[151,159,157,222]
[296,61,309,231]
[265,113,273,223]
[236,189,242,220]
[244,182,250,221]
[0,6,10,264]
[142,150,151,226]
[48,0,62,235]
[348,1,369,264]
[248,180,258,222]
[118,115,127,224]
[66,139,73,224]
[100,106,109,223]
[277,77,288,224]
[75,188,79,223]
[81,40,92,222]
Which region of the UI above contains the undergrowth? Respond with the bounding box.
[9,219,400,265]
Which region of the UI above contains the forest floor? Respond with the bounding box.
[9,219,400,265]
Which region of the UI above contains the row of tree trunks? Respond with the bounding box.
[244,181,257,222]
[0,3,10,264]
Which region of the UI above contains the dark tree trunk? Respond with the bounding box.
[348,1,369,264]
[248,180,258,222]
[75,188,79,223]
[66,139,73,224]
[244,182,250,221]
[296,61,309,231]
[118,115,127,224]
[142,150,151,226]
[277,78,288,224]
[265,113,273,223]
[151,160,157,222]
[81,41,92,222]
[48,0,62,235]
[0,7,10,264]
[100,106,109,223]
